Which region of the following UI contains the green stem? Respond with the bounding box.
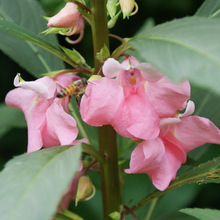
[99,125,121,218]
[90,0,109,73]
[144,198,158,220]
[90,1,121,218]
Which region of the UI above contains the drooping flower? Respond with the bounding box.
[125,101,220,191]
[46,2,84,43]
[5,74,81,153]
[80,57,190,141]
[119,0,138,19]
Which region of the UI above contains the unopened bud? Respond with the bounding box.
[43,2,84,43]
[47,2,80,28]
[119,0,138,19]
[75,176,95,206]
[107,0,119,18]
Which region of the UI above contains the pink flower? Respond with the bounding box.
[47,2,84,41]
[5,74,80,153]
[125,101,220,190]
[80,57,190,140]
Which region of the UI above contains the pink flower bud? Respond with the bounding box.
[47,2,80,28]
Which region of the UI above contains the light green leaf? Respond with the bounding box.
[0,103,26,138]
[195,0,220,18]
[0,0,64,77]
[0,145,81,220]
[128,17,220,94]
[180,208,220,220]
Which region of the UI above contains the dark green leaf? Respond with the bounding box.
[0,0,64,77]
[128,17,220,94]
[180,208,220,220]
[0,104,26,138]
[195,0,220,18]
[0,145,81,220]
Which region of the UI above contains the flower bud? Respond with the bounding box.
[44,2,85,43]
[75,175,95,206]
[107,0,118,18]
[119,0,138,19]
[47,2,80,28]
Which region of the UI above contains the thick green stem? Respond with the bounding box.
[90,1,121,219]
[99,126,121,218]
[90,0,109,73]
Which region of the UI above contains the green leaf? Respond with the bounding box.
[195,0,220,18]
[0,145,81,220]
[0,103,26,138]
[171,157,220,187]
[0,0,64,77]
[180,208,220,220]
[0,18,86,74]
[128,17,220,94]
[130,157,220,213]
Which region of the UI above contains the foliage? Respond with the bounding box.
[0,0,220,220]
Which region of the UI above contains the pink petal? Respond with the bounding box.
[42,100,78,148]
[148,77,190,118]
[151,137,186,190]
[112,85,160,140]
[14,76,56,99]
[136,62,162,82]
[179,100,195,118]
[56,74,80,88]
[80,77,123,126]
[102,58,127,78]
[174,116,220,152]
[126,138,186,191]
[125,139,165,174]
[26,99,50,152]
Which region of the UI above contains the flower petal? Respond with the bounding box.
[126,138,186,191]
[14,76,56,99]
[148,77,190,117]
[112,86,160,140]
[174,116,220,152]
[102,58,127,78]
[136,62,162,82]
[179,100,195,118]
[42,100,78,147]
[80,77,123,126]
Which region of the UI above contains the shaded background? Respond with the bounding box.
[1,0,220,219]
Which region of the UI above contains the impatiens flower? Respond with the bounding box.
[5,74,81,153]
[47,2,84,43]
[125,101,220,191]
[80,57,190,141]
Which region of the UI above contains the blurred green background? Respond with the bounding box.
[1,0,220,219]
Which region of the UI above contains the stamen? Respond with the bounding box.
[129,77,136,85]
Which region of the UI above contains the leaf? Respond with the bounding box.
[0,0,64,77]
[128,17,220,94]
[171,157,220,187]
[130,157,220,213]
[0,18,84,75]
[180,208,220,220]
[0,145,81,220]
[195,0,220,18]
[0,104,26,138]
